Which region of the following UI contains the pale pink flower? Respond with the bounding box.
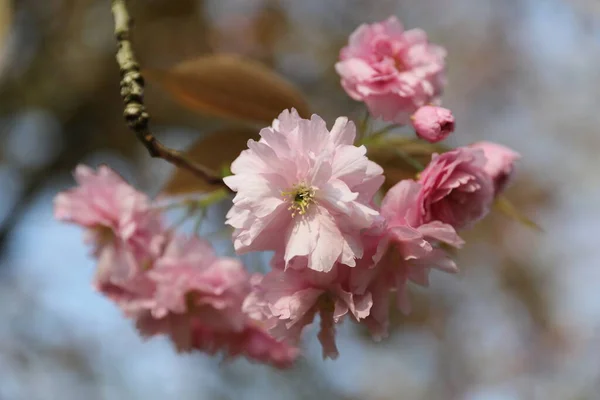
[345,180,464,339]
[379,180,464,313]
[149,235,248,330]
[411,105,455,143]
[139,235,298,368]
[95,272,157,318]
[136,314,298,368]
[417,148,494,230]
[245,266,373,359]
[335,16,446,124]
[54,165,165,315]
[470,141,520,195]
[224,109,384,273]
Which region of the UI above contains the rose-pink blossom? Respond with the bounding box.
[411,105,455,143]
[54,165,165,315]
[335,16,446,124]
[344,180,463,340]
[139,235,298,368]
[379,180,463,311]
[470,141,520,195]
[245,265,373,359]
[148,235,248,328]
[224,109,384,273]
[417,148,494,230]
[136,314,298,368]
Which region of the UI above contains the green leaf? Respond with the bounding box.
[494,196,543,232]
[366,138,449,191]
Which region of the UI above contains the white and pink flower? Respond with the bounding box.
[224,109,384,273]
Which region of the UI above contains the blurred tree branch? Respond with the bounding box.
[110,0,225,188]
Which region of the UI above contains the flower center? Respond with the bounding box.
[282,183,316,217]
[393,56,406,72]
[95,226,115,246]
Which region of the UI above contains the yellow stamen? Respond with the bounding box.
[282,183,316,217]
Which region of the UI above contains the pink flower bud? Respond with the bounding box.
[470,141,520,195]
[411,105,455,143]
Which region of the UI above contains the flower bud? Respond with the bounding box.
[411,105,455,143]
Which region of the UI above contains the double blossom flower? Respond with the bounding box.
[224,109,384,272]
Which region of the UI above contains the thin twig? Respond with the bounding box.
[369,123,400,139]
[109,0,225,187]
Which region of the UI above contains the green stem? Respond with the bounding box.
[370,124,400,138]
[359,124,404,146]
[165,189,229,233]
[393,148,425,171]
[198,188,229,208]
[193,209,205,236]
[170,207,194,231]
[356,109,370,143]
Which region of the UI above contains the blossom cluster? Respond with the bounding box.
[224,110,518,358]
[54,16,522,367]
[54,166,298,368]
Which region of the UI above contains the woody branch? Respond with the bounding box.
[110,0,225,187]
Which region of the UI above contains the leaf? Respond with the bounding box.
[0,0,12,75]
[146,54,311,125]
[366,139,447,191]
[162,127,259,195]
[494,196,543,232]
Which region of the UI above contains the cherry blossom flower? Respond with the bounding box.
[244,265,373,359]
[471,141,521,195]
[138,235,298,368]
[417,148,494,230]
[54,165,165,315]
[336,16,446,124]
[224,109,384,273]
[379,180,463,312]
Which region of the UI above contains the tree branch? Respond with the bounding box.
[109,0,225,187]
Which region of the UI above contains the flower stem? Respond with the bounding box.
[197,188,229,208]
[369,124,401,139]
[393,148,425,171]
[356,109,370,143]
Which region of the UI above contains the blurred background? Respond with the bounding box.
[1,0,600,399]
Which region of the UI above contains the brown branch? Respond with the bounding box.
[109,0,225,187]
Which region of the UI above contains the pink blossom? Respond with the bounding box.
[139,235,298,368]
[470,141,520,195]
[245,266,373,359]
[224,109,384,273]
[344,180,464,340]
[417,148,494,230]
[379,180,464,313]
[335,16,446,124]
[136,314,298,368]
[148,235,248,329]
[54,165,165,315]
[411,105,455,143]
